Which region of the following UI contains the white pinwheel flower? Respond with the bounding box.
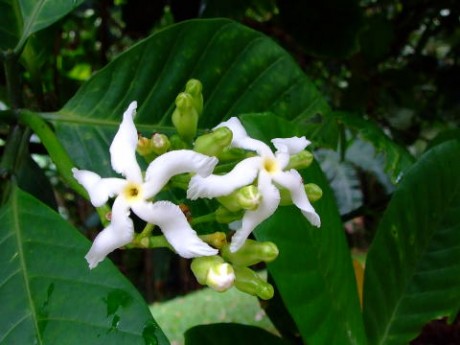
[73,101,219,269]
[187,117,320,252]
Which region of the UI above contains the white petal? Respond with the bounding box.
[187,157,262,200]
[84,197,134,269]
[272,136,310,155]
[229,171,280,252]
[214,117,248,142]
[272,170,321,227]
[109,101,143,182]
[131,201,218,258]
[215,117,272,157]
[72,168,126,207]
[144,150,218,199]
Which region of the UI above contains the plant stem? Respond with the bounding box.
[3,50,22,109]
[191,212,216,225]
[19,110,87,198]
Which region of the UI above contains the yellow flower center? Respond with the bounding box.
[123,182,143,203]
[263,158,279,174]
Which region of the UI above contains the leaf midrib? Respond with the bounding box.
[12,187,43,344]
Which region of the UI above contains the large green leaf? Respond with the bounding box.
[0,0,85,53]
[184,323,288,345]
[0,185,169,344]
[362,140,460,345]
[42,19,329,175]
[241,114,367,345]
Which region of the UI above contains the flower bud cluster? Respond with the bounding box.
[74,79,323,301]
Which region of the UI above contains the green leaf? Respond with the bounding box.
[334,111,415,183]
[0,185,169,345]
[184,323,288,345]
[362,140,460,345]
[0,0,85,53]
[241,114,367,345]
[42,18,329,175]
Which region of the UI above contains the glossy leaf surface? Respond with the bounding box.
[0,186,169,345]
[241,114,367,345]
[0,0,85,52]
[363,140,460,345]
[44,19,329,175]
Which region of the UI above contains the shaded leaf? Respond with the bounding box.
[42,19,328,176]
[334,111,415,183]
[0,0,85,53]
[240,114,367,345]
[0,185,169,345]
[363,140,460,345]
[184,323,287,345]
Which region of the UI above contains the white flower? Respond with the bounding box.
[73,101,219,269]
[187,117,320,252]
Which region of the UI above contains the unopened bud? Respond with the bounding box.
[217,147,253,161]
[221,239,279,266]
[279,183,323,205]
[172,92,199,143]
[169,134,188,150]
[151,133,170,155]
[194,127,232,156]
[215,206,243,224]
[185,79,203,115]
[234,266,274,300]
[217,185,261,212]
[191,256,235,292]
[137,135,153,156]
[200,232,227,249]
[305,183,322,202]
[285,150,314,170]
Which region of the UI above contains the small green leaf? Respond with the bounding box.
[0,185,169,345]
[363,140,460,345]
[184,323,288,345]
[0,0,85,53]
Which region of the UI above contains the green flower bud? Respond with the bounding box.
[191,256,235,292]
[169,134,188,150]
[221,239,279,266]
[217,185,261,212]
[305,183,322,202]
[137,135,154,156]
[234,266,274,300]
[217,147,253,161]
[279,183,323,205]
[194,127,232,156]
[215,206,243,224]
[172,92,199,143]
[150,133,170,155]
[185,79,203,115]
[200,232,228,249]
[285,150,314,170]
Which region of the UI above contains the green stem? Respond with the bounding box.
[19,110,87,198]
[191,212,216,225]
[3,50,22,109]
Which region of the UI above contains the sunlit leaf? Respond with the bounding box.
[363,140,460,345]
[0,185,169,345]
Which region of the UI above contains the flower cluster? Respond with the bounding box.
[73,80,322,297]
